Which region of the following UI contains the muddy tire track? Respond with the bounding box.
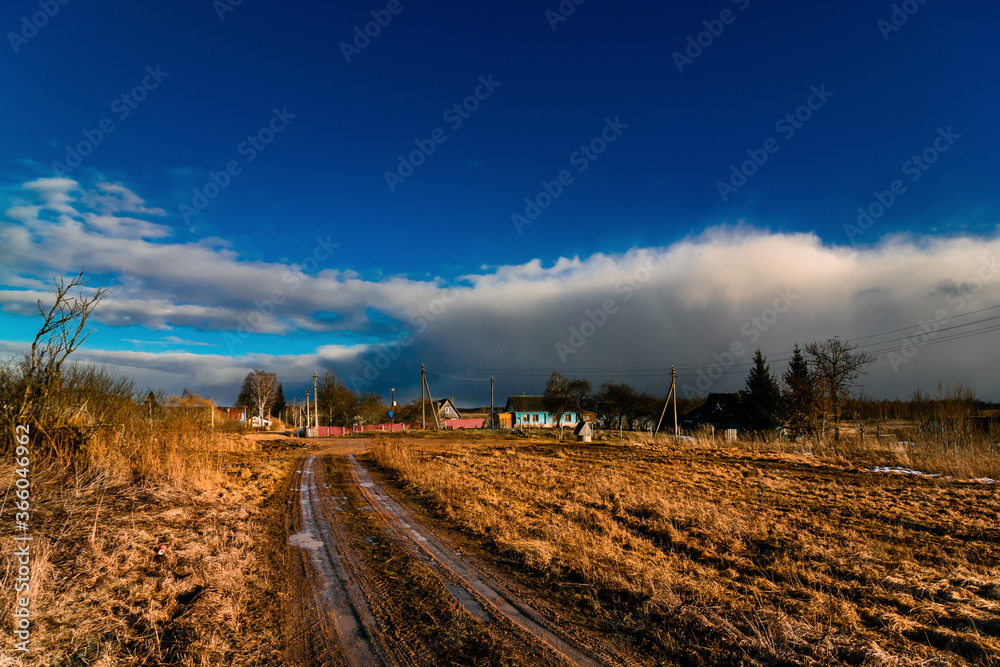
[346,454,623,667]
[291,456,425,667]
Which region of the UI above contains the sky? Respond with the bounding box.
[1,0,999,407]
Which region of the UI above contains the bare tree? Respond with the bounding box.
[316,369,358,426]
[544,372,574,439]
[237,369,278,424]
[16,270,109,429]
[805,337,876,440]
[356,392,386,426]
[599,381,644,431]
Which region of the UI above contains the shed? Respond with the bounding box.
[574,421,593,442]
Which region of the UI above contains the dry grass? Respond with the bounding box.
[0,428,299,666]
[368,433,1000,666]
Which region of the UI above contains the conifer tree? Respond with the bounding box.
[782,344,816,438]
[744,348,783,433]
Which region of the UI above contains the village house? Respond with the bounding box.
[218,407,246,423]
[502,395,578,428]
[432,398,462,422]
[680,392,743,435]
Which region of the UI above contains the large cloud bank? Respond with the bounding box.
[2,176,999,403]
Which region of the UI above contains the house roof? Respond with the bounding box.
[681,393,743,425]
[434,398,462,417]
[505,395,570,413]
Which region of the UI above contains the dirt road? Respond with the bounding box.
[284,438,622,666]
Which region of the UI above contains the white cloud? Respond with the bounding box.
[3,175,1000,403]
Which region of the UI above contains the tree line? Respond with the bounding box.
[234,335,993,437]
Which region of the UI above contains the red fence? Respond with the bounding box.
[304,419,486,436]
[441,418,486,429]
[311,423,410,436]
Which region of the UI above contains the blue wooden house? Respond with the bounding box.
[503,395,578,427]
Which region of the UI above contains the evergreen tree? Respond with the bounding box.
[782,344,816,438]
[744,348,783,433]
[273,383,286,419]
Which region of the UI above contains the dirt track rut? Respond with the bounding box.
[290,451,617,666]
[347,454,608,667]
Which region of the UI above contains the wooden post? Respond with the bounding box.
[653,366,676,438]
[490,376,495,429]
[421,364,426,429]
[313,371,319,433]
[673,366,679,437]
[422,369,441,429]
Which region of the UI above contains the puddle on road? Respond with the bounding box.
[336,613,358,634]
[288,531,324,549]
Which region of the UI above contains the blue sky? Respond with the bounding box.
[1,0,999,405]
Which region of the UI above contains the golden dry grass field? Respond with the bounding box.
[0,431,305,667]
[366,434,1000,666]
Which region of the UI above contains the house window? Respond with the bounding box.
[444,407,451,414]
[533,414,539,422]
[565,414,572,422]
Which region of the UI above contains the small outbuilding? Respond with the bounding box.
[574,421,593,442]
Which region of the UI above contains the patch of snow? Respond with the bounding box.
[870,467,997,484]
[872,466,940,477]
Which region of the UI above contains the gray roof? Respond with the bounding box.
[505,395,551,412]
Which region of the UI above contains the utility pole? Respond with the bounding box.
[390,387,395,429]
[306,391,310,436]
[654,366,678,438]
[490,376,495,429]
[421,364,426,430]
[313,371,319,433]
[420,364,441,429]
[673,366,679,437]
